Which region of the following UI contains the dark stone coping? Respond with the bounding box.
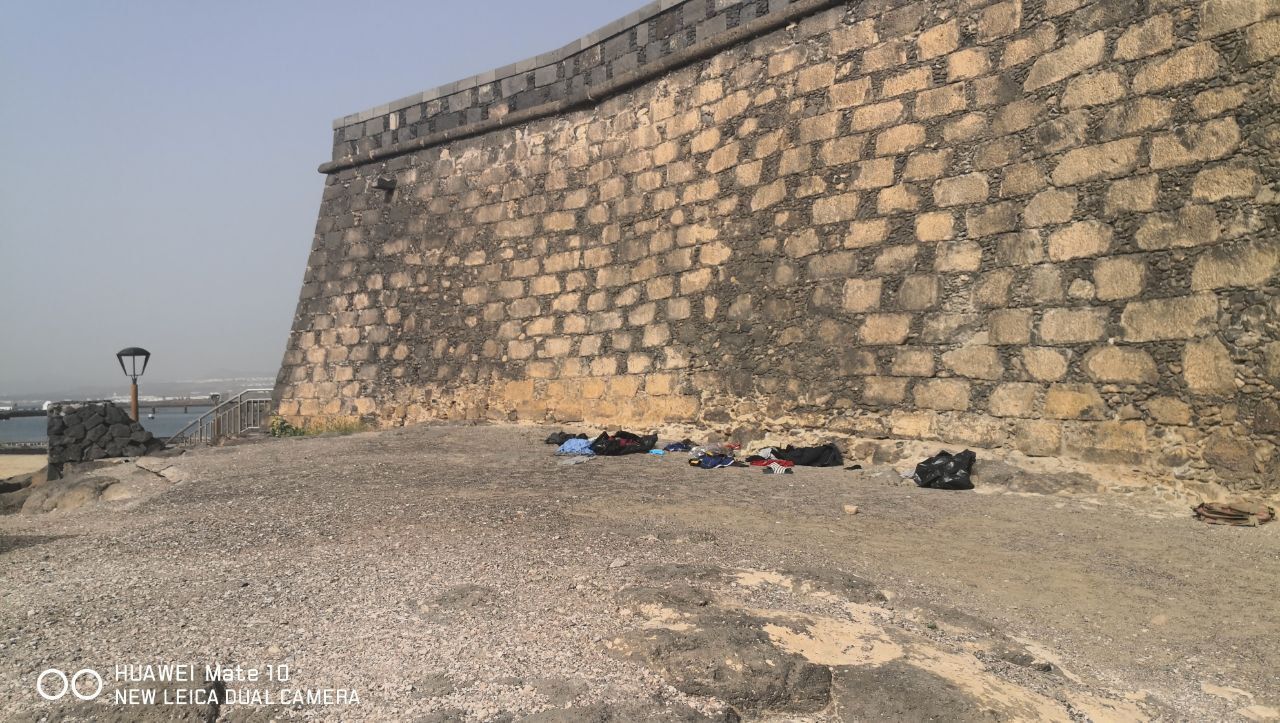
[325,0,840,172]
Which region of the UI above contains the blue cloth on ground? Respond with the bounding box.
[690,454,736,469]
[556,438,596,456]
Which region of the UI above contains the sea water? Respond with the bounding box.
[0,406,212,444]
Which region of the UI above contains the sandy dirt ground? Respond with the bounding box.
[1,424,1277,722]
[0,455,45,479]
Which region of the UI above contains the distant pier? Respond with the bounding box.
[0,397,214,420]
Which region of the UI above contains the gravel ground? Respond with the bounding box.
[1,423,1277,722]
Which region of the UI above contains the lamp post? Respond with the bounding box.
[115,347,151,422]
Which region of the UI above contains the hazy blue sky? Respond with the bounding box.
[0,0,639,397]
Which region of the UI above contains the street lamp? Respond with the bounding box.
[116,347,151,422]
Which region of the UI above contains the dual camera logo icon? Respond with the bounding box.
[37,668,103,701]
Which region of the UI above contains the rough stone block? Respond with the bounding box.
[863,376,910,404]
[851,101,905,132]
[948,48,990,80]
[1024,189,1077,227]
[1183,338,1236,395]
[1120,294,1219,342]
[1191,239,1280,290]
[1115,14,1173,59]
[966,202,1019,238]
[1047,220,1113,261]
[918,20,960,59]
[1135,205,1219,250]
[875,244,920,275]
[829,77,872,109]
[1192,85,1249,119]
[877,184,921,215]
[1134,44,1224,95]
[1062,72,1126,108]
[1246,17,1280,62]
[1039,307,1108,344]
[860,314,912,345]
[1104,175,1159,216]
[1093,257,1145,301]
[796,63,837,94]
[862,40,907,73]
[882,67,932,98]
[1015,419,1062,456]
[990,382,1040,417]
[898,275,939,310]
[989,309,1032,345]
[1149,118,1240,169]
[851,158,896,190]
[892,348,935,377]
[1192,165,1262,201]
[934,241,983,272]
[1147,397,1192,425]
[915,212,954,241]
[845,218,891,248]
[875,124,926,156]
[1063,420,1148,464]
[933,173,989,207]
[1002,22,1057,68]
[1022,347,1070,381]
[1051,138,1140,186]
[914,83,967,119]
[784,229,821,258]
[812,192,861,224]
[1025,31,1105,90]
[1044,384,1107,420]
[904,149,952,181]
[941,345,1003,380]
[913,378,971,411]
[1083,346,1158,384]
[1100,98,1173,142]
[979,0,1023,41]
[751,179,787,211]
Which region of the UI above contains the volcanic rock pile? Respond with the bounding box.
[47,401,164,465]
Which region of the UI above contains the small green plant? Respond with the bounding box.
[268,416,305,437]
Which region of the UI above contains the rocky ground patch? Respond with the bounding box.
[1,424,1277,721]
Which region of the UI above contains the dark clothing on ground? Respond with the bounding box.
[772,444,844,467]
[590,431,658,456]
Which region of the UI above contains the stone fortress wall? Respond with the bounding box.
[276,0,1280,491]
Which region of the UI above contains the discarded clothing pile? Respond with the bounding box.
[687,442,745,469]
[590,430,658,456]
[664,439,696,452]
[545,431,588,445]
[747,443,843,467]
[748,458,794,468]
[689,454,738,469]
[912,449,976,490]
[555,438,596,456]
[1192,502,1274,526]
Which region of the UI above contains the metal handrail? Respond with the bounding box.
[167,389,273,445]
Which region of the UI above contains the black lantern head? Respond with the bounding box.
[116,347,151,381]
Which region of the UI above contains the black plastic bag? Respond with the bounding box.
[912,449,976,490]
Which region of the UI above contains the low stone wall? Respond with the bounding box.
[47,402,164,468]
